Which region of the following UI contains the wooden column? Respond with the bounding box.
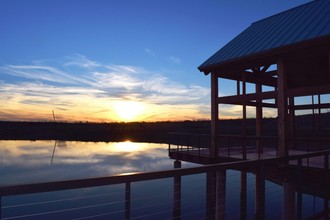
[277,59,289,157]
[125,182,131,220]
[288,97,295,149]
[256,75,263,155]
[240,171,247,220]
[173,162,181,219]
[216,170,226,220]
[242,72,247,159]
[255,165,265,219]
[211,72,219,158]
[206,171,217,219]
[282,180,295,220]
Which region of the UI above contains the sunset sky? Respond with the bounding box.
[0,0,311,122]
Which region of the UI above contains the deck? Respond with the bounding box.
[168,133,330,168]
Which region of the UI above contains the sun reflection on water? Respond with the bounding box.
[112,140,146,153]
[0,140,183,185]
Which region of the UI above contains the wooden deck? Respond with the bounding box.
[169,145,330,169]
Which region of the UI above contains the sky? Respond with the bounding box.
[0,0,312,122]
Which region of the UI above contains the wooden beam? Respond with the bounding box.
[288,84,330,97]
[220,71,277,87]
[260,65,270,73]
[293,103,330,110]
[218,91,277,104]
[244,71,277,87]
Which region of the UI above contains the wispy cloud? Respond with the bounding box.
[0,54,210,122]
[144,48,157,57]
[168,56,181,64]
[0,64,92,86]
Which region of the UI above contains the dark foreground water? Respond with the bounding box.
[0,140,328,219]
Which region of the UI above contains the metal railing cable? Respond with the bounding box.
[2,190,123,209]
[2,201,125,220]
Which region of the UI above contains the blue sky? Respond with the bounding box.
[0,0,311,122]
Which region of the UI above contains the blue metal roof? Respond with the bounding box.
[199,0,330,73]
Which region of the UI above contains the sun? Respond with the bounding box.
[114,101,145,121]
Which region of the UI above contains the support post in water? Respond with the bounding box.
[125,182,131,220]
[173,160,182,219]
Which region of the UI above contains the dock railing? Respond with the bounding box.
[168,132,330,160]
[1,150,330,219]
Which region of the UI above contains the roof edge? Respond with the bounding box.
[198,34,330,75]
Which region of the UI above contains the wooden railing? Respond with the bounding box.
[168,132,330,159]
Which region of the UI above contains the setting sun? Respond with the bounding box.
[113,101,145,121]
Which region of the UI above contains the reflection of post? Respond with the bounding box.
[173,160,181,219]
[255,166,265,220]
[206,171,217,219]
[240,171,247,220]
[50,140,57,165]
[296,191,302,220]
[125,182,131,220]
[282,180,295,220]
[216,170,226,220]
[323,199,329,219]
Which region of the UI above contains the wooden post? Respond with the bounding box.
[216,170,226,220]
[282,180,295,220]
[255,165,265,219]
[237,80,240,95]
[240,171,247,220]
[211,72,219,158]
[277,59,289,157]
[173,161,181,219]
[125,182,131,220]
[289,97,295,149]
[206,171,217,219]
[318,94,321,131]
[256,74,263,156]
[242,72,247,159]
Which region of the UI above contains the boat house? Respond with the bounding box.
[197,0,330,159]
[169,0,330,163]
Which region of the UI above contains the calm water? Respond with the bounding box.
[0,140,197,186]
[0,140,327,219]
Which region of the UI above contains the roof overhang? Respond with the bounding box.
[198,35,330,76]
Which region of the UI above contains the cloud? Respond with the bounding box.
[0,55,210,122]
[144,48,157,57]
[169,56,181,64]
[0,64,92,86]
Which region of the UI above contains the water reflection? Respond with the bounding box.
[0,140,196,186]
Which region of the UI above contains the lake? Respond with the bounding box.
[0,140,328,219]
[0,140,199,186]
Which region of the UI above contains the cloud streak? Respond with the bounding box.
[0,54,210,122]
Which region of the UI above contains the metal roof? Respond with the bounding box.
[199,0,330,73]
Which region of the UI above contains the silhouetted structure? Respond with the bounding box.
[198,0,330,158]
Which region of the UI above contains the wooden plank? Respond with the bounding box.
[218,91,276,104]
[288,84,330,97]
[293,103,330,110]
[219,71,277,87]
